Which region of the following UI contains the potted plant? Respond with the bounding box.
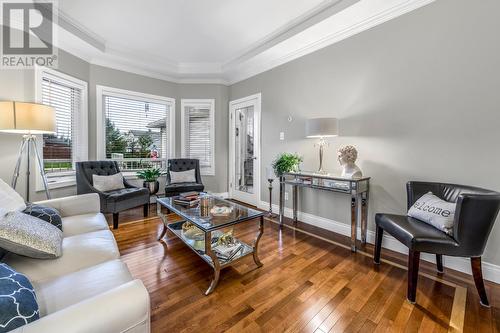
[136,167,164,195]
[272,153,303,177]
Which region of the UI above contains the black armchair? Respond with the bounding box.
[76,161,150,229]
[164,159,204,197]
[374,181,500,306]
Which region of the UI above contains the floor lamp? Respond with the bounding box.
[0,101,56,201]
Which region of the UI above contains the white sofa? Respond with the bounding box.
[3,193,150,333]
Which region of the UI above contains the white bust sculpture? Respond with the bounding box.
[337,145,362,179]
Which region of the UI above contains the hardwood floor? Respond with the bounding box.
[111,206,500,333]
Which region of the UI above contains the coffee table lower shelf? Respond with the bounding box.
[166,221,255,269]
[158,212,264,295]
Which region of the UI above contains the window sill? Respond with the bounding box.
[45,177,76,190]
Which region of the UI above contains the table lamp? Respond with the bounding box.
[0,101,56,201]
[305,117,338,173]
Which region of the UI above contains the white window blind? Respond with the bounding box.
[41,77,82,173]
[104,95,170,159]
[181,99,215,175]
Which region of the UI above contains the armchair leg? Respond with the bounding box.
[407,250,420,304]
[112,213,119,229]
[471,257,490,307]
[374,225,383,264]
[143,203,149,217]
[436,254,444,273]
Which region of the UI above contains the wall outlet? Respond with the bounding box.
[280,132,285,140]
[284,192,289,201]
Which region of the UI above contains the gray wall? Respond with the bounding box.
[0,49,229,201]
[229,0,500,266]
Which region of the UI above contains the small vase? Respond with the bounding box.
[143,180,159,195]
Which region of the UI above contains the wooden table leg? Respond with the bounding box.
[350,194,358,252]
[253,216,264,267]
[205,231,221,295]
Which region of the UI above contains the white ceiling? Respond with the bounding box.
[59,0,327,64]
[54,0,436,84]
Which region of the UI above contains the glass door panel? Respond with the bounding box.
[234,106,254,194]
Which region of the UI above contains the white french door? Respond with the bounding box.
[229,93,261,206]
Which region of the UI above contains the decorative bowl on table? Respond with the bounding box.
[210,205,233,217]
[181,221,204,240]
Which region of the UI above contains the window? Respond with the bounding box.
[36,67,88,188]
[181,99,215,175]
[97,86,175,172]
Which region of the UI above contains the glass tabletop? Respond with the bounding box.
[157,195,264,232]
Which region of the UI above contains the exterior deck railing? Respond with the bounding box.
[44,158,168,174]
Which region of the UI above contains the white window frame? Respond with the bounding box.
[180,99,215,176]
[96,85,176,162]
[34,66,88,190]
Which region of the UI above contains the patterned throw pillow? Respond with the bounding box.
[23,204,62,231]
[0,263,39,332]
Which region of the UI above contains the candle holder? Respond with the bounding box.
[267,178,276,218]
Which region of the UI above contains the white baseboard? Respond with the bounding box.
[258,200,500,284]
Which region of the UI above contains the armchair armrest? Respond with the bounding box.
[35,193,101,217]
[12,280,150,333]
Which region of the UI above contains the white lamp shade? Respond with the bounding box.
[305,118,338,138]
[0,101,56,134]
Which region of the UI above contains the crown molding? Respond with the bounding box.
[52,0,436,86]
[222,0,359,70]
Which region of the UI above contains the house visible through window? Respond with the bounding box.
[102,91,174,171]
[181,99,215,175]
[39,69,87,180]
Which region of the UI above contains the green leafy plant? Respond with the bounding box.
[136,167,164,182]
[272,153,303,177]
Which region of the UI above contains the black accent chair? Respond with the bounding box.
[76,161,150,229]
[374,181,500,306]
[164,159,204,197]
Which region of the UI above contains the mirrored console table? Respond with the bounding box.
[279,171,371,252]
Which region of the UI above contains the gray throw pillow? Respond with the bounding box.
[170,169,196,183]
[0,211,63,259]
[407,192,456,235]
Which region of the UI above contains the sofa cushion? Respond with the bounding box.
[62,213,108,237]
[102,187,149,202]
[0,211,63,259]
[165,182,204,194]
[0,263,39,332]
[3,230,120,283]
[34,260,132,316]
[23,204,63,231]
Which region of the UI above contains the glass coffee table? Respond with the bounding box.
[156,195,264,295]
